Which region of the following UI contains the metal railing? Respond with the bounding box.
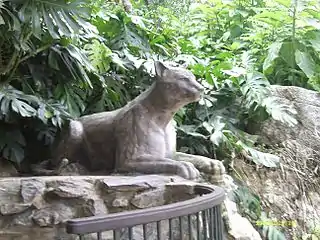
[66,184,225,240]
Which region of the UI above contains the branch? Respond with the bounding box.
[18,43,52,64]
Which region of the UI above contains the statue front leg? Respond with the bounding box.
[51,120,84,166]
[117,154,200,180]
[174,152,226,184]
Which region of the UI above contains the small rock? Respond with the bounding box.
[131,188,165,209]
[0,203,32,215]
[21,179,46,203]
[165,182,195,203]
[46,179,95,198]
[31,195,46,209]
[99,177,151,192]
[82,199,109,216]
[224,198,262,240]
[32,203,74,227]
[0,178,21,203]
[12,210,34,227]
[112,197,129,208]
[32,209,60,227]
[92,199,109,215]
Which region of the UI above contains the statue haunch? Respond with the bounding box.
[48,61,205,180]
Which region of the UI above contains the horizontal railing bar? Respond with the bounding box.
[66,185,225,235]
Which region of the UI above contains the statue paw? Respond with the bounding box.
[177,161,200,180]
[205,159,225,175]
[175,152,225,176]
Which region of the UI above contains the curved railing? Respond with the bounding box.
[66,184,225,240]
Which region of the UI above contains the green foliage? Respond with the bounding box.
[233,187,286,240]
[0,0,152,165]
[135,0,299,167]
[259,213,287,240]
[249,0,320,89]
[234,186,262,220]
[0,0,318,175]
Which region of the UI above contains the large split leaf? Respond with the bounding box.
[12,0,92,38]
[0,127,25,164]
[263,41,283,74]
[0,85,37,118]
[238,141,280,168]
[84,39,113,74]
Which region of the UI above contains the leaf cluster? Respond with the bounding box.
[0,0,154,166]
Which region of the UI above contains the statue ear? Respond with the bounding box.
[154,61,167,77]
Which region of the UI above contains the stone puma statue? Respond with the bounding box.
[36,61,205,180]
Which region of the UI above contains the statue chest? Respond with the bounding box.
[134,120,176,158]
[164,121,176,158]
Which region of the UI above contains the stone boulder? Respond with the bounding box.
[246,85,320,238]
[259,85,320,151]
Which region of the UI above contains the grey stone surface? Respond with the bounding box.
[251,85,320,238]
[0,175,205,240]
[0,172,258,240]
[259,85,320,151]
[131,188,166,208]
[224,198,262,240]
[0,203,31,215]
[21,179,46,203]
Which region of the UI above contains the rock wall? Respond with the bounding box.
[0,175,199,240]
[0,172,263,240]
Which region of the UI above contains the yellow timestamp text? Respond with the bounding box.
[256,220,297,227]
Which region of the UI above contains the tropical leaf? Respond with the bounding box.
[84,39,113,73]
[260,213,286,240]
[12,0,92,38]
[177,125,207,139]
[309,31,320,52]
[51,44,94,88]
[238,141,280,168]
[240,71,271,109]
[206,117,229,146]
[0,0,21,31]
[252,11,290,26]
[0,127,26,164]
[295,49,317,79]
[263,41,283,74]
[234,186,261,220]
[54,83,87,118]
[262,97,298,127]
[0,85,37,118]
[274,0,291,7]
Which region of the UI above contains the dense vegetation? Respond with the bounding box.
[1,0,320,238]
[2,0,318,167]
